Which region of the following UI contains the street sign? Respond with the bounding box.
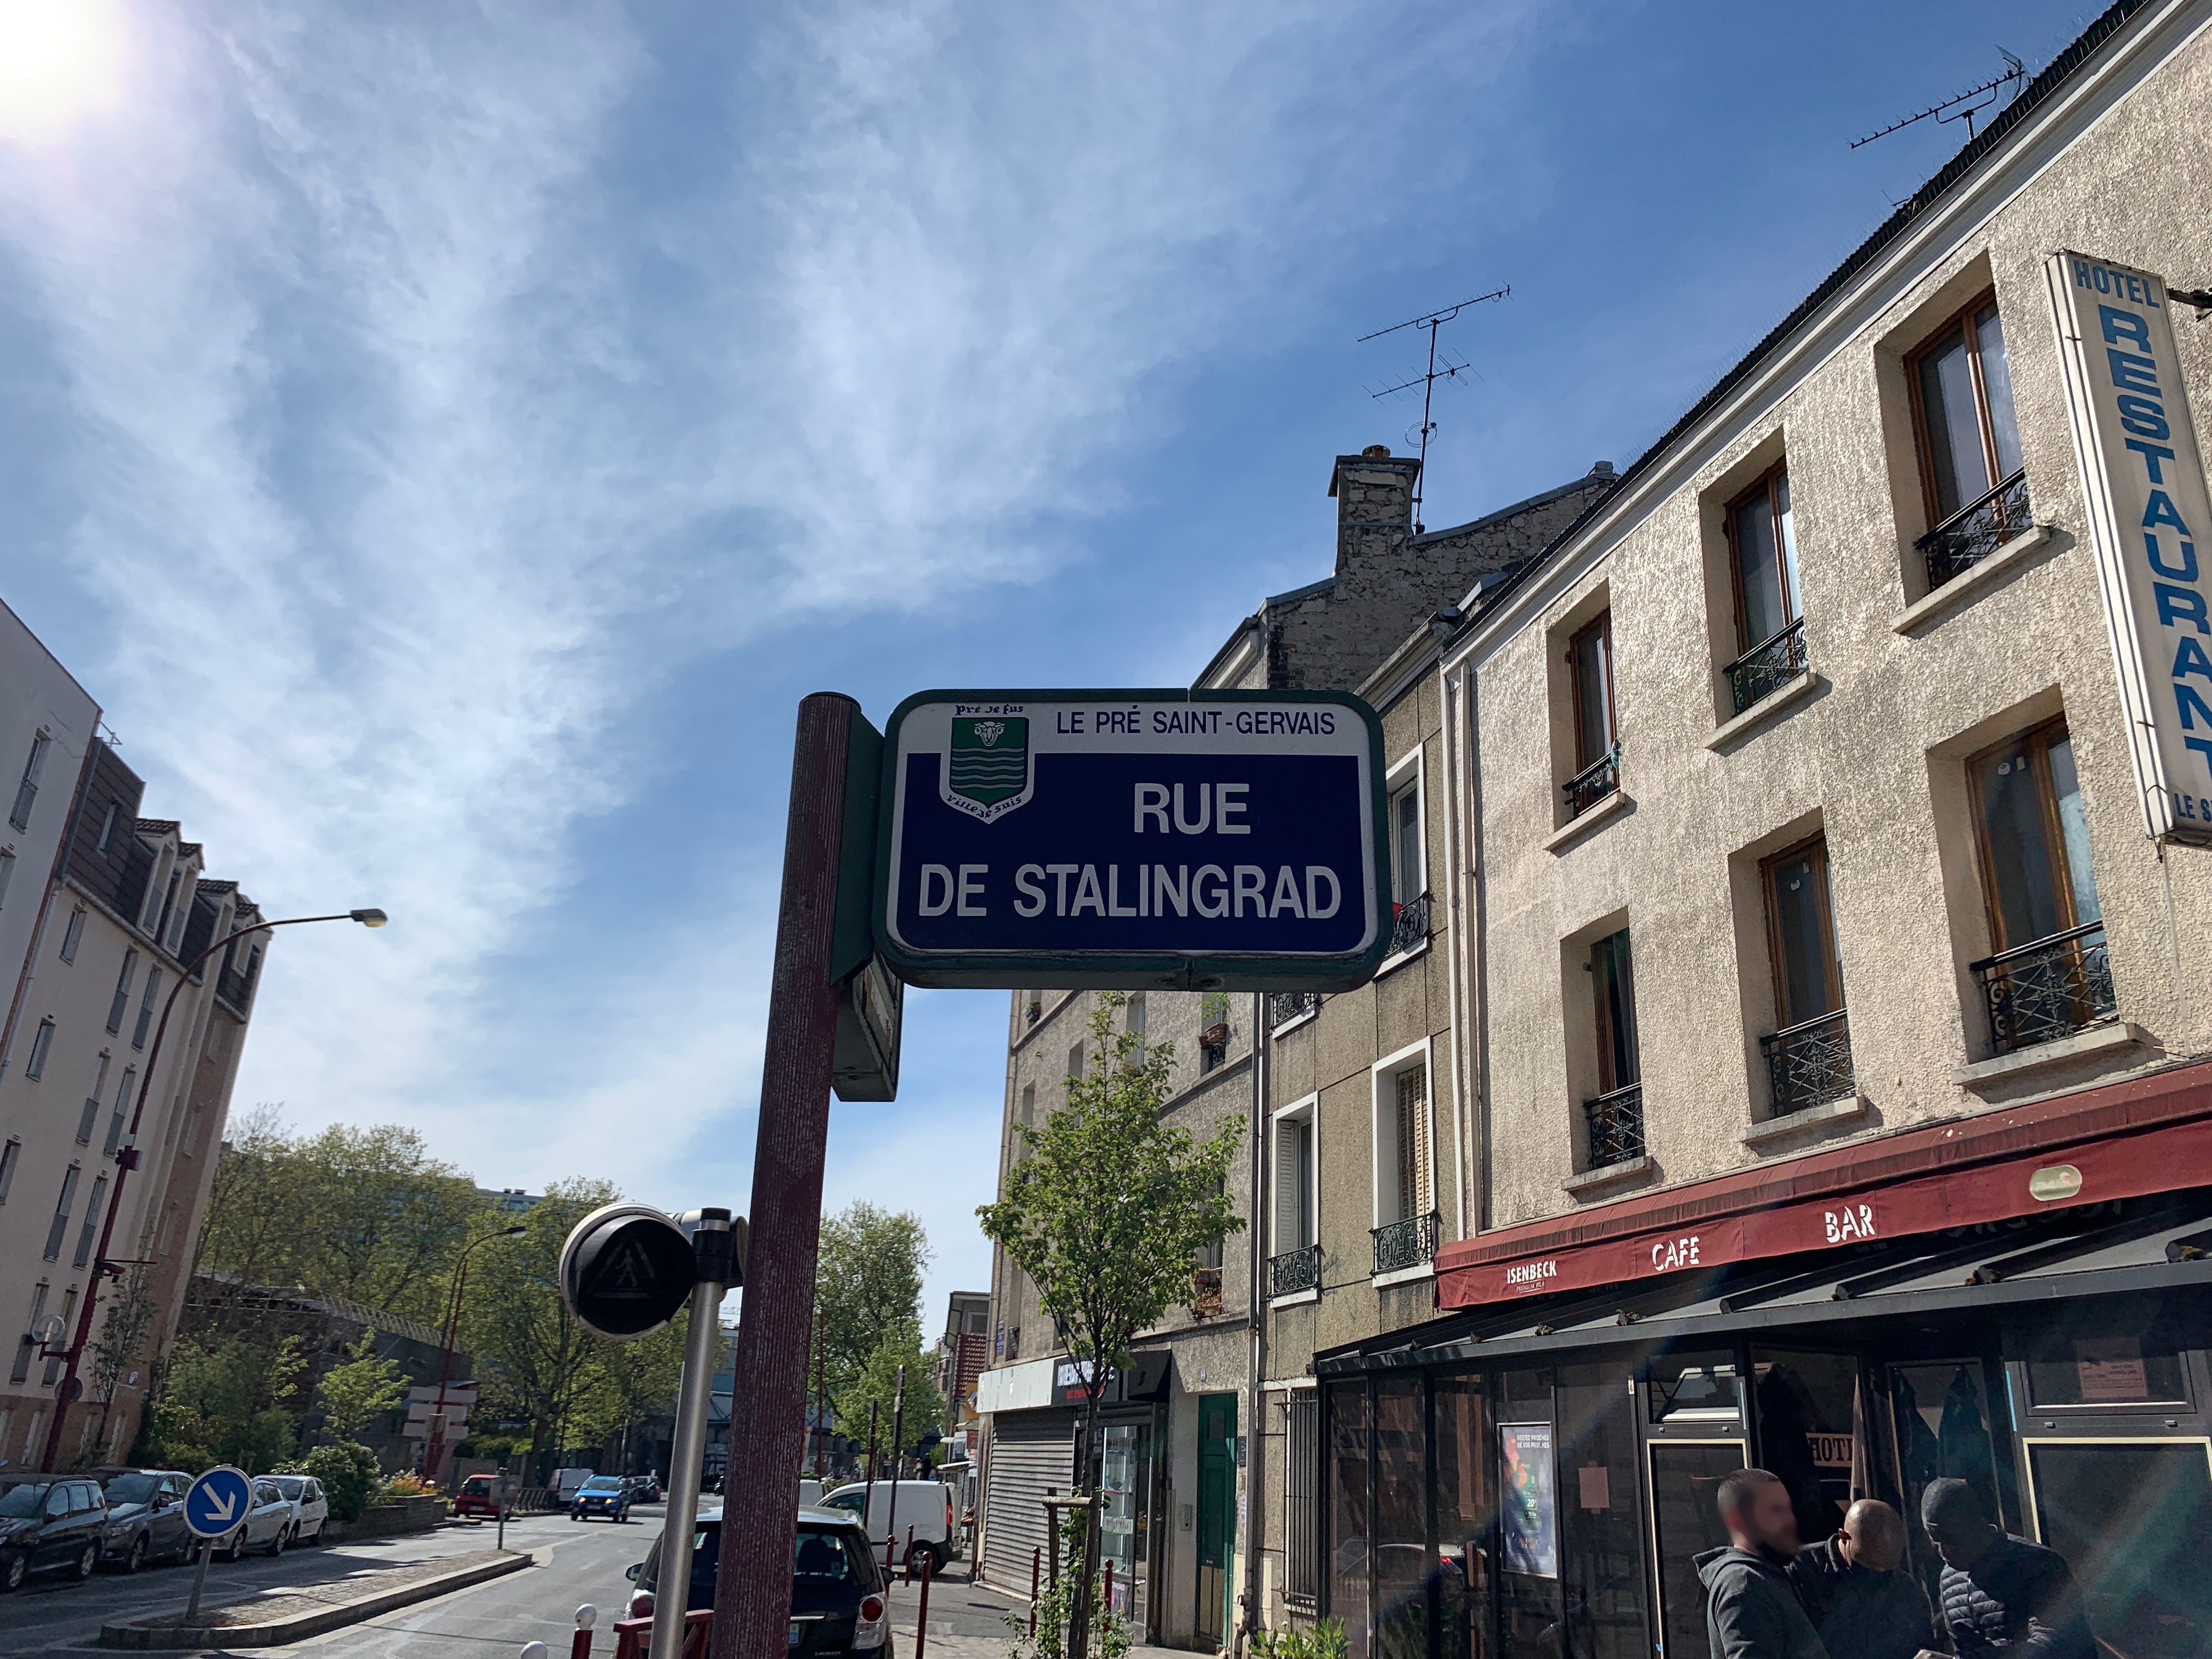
[559,1203,699,1340]
[183,1466,252,1539]
[874,689,1391,990]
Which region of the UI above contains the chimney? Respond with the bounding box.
[1327,445,1423,574]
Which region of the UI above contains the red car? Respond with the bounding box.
[452,1475,503,1518]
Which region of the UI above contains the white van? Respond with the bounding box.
[821,1480,956,1572]
[552,1468,596,1502]
[798,1478,826,1509]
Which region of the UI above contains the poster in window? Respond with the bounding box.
[2075,1337,2150,1402]
[1498,1422,1557,1578]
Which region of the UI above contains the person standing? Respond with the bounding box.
[1788,1498,1942,1659]
[1919,1479,2092,1658]
[1696,1468,1830,1659]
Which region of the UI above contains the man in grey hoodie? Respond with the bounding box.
[1696,1468,1830,1659]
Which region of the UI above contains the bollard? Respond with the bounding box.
[1030,1545,1041,1634]
[1105,1558,1114,1621]
[914,1547,934,1659]
[905,1525,915,1585]
[572,1603,598,1659]
[522,1645,550,1659]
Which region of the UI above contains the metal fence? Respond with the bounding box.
[1267,1244,1321,1299]
[1370,1211,1439,1276]
[1724,619,1809,714]
[1972,922,2115,1054]
[1581,1084,1646,1169]
[1760,1009,1855,1118]
[1917,469,2032,589]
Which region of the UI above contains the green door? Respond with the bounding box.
[1196,1393,1237,1645]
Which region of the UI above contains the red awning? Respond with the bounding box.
[1440,1074,2212,1309]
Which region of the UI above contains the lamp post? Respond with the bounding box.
[38,907,388,1473]
[424,1223,526,1484]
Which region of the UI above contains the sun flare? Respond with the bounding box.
[0,0,129,144]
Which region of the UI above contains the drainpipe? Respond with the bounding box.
[0,735,100,1080]
[1238,990,1269,1652]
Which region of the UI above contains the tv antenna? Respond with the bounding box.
[1359,286,1509,532]
[1852,48,2025,148]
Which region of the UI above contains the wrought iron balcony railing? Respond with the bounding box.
[1760,1009,1855,1119]
[1371,1210,1439,1276]
[1581,1083,1646,1169]
[1189,1266,1224,1317]
[1561,744,1620,819]
[1270,990,1322,1027]
[1387,892,1432,958]
[1724,618,1809,715]
[1267,1244,1321,1299]
[1972,922,2116,1054]
[1917,469,2032,590]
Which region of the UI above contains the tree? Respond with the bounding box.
[314,1330,407,1441]
[144,1332,309,1472]
[814,1202,930,1401]
[831,1321,944,1463]
[977,994,1243,1659]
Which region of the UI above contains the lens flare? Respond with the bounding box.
[0,0,129,145]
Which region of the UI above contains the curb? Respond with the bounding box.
[98,1549,533,1649]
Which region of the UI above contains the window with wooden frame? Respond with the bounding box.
[1968,719,2100,954]
[1910,292,2024,529]
[1588,928,1639,1095]
[1565,611,1620,814]
[1722,462,1807,712]
[1761,836,1843,1029]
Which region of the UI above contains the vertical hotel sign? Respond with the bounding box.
[2045,252,2212,842]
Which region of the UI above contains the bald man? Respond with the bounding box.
[1787,1499,1943,1659]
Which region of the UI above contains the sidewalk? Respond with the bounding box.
[99,1548,531,1649]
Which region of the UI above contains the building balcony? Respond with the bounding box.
[1189,1266,1223,1318]
[1270,990,1322,1028]
[1371,1210,1438,1277]
[1387,892,1432,959]
[1581,1082,1646,1169]
[1972,921,2116,1055]
[1561,745,1621,819]
[1917,469,2031,590]
[1760,1009,1855,1119]
[1267,1244,1321,1300]
[1725,619,1808,715]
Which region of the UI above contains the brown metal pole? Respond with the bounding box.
[913,1547,933,1659]
[709,693,855,1659]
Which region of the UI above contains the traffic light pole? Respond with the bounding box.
[652,1211,734,1659]
[710,695,856,1659]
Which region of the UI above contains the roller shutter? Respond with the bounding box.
[981,1408,1075,1595]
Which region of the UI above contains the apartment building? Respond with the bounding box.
[1269,5,2212,1657]
[972,460,1613,1646]
[0,727,268,1470]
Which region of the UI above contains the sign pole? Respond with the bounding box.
[711,693,856,1659]
[184,1539,212,1625]
[651,1210,734,1659]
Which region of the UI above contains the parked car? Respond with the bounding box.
[625,1504,889,1656]
[98,1470,193,1572]
[798,1478,825,1509]
[570,1474,631,1522]
[627,1474,662,1503]
[821,1479,956,1573]
[216,1477,298,1561]
[453,1474,503,1518]
[552,1468,596,1502]
[0,1476,109,1592]
[267,1475,329,1545]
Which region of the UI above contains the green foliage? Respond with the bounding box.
[813,1202,930,1402]
[977,993,1244,1381]
[282,1442,379,1522]
[831,1320,944,1449]
[143,1334,308,1473]
[1003,1512,1129,1659]
[313,1330,407,1441]
[1251,1620,1350,1659]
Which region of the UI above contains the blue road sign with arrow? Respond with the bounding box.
[183,1465,252,1539]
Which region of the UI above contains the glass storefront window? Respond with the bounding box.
[2027,1438,2212,1655]
[1556,1365,1649,1659]
[1496,1372,1561,1659]
[2026,1330,2191,1409]
[1096,1423,1150,1630]
[1328,1379,1372,1659]
[1751,1349,1861,1546]
[1374,1379,1427,1659]
[1648,1352,1742,1427]
[1434,1376,1488,1659]
[1892,1360,2002,1612]
[1648,1440,1744,1659]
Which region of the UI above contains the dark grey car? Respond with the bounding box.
[0,1477,109,1592]
[99,1470,193,1572]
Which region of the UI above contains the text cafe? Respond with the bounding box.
[1304,1069,2212,1659]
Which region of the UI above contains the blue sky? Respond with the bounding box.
[0,0,2103,1327]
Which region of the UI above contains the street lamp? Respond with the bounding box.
[424,1223,527,1484]
[37,906,389,1473]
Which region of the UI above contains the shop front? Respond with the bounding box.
[1314,1191,2212,1659]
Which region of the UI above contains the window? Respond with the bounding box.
[1285,1388,1321,1603]
[59,907,84,964]
[25,1017,54,1080]
[1759,837,1855,1116]
[76,1097,98,1146]
[1066,1042,1084,1084]
[1566,611,1620,815]
[105,1069,134,1156]
[1392,1068,1430,1220]
[1017,1084,1035,1133]
[0,1137,18,1203]
[1723,463,1807,712]
[1968,719,2112,1052]
[10,1283,46,1383]
[72,1176,105,1268]
[43,1164,80,1261]
[1910,294,2026,585]
[1269,1101,1319,1298]
[107,951,137,1035]
[152,869,180,949]
[1005,1325,1020,1362]
[0,850,14,912]
[1126,994,1146,1060]
[44,1290,74,1384]
[95,800,119,855]
[133,969,159,1049]
[1023,990,1042,1027]
[1583,928,1645,1167]
[1389,775,1423,904]
[10,732,49,831]
[1372,1049,1437,1274]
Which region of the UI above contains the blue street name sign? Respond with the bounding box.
[183,1465,253,1539]
[874,689,1390,990]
